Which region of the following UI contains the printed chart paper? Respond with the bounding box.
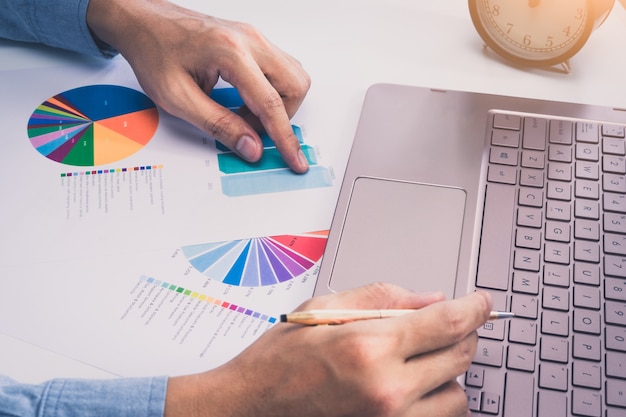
[0,59,339,377]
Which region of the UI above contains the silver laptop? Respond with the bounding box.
[314,84,626,417]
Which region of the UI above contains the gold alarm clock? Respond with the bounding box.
[468,0,615,71]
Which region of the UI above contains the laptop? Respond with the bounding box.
[313,84,626,417]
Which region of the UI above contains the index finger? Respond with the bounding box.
[231,59,310,173]
[394,291,493,359]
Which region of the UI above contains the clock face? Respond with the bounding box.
[469,0,594,66]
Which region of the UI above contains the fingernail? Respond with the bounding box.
[297,149,309,170]
[236,135,257,161]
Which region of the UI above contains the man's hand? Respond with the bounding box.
[165,283,493,417]
[87,0,311,173]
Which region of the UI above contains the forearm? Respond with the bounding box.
[0,0,116,57]
[0,374,167,417]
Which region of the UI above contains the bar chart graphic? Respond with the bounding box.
[210,87,333,197]
[182,231,328,287]
[27,85,159,166]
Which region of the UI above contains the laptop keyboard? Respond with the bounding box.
[467,111,626,417]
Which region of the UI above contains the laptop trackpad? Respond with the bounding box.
[328,177,466,298]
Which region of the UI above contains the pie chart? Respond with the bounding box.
[27,85,159,166]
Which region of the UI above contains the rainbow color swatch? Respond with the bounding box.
[139,275,277,323]
[27,85,159,166]
[60,164,163,178]
[182,231,328,287]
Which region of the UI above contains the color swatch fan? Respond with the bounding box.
[27,85,159,166]
[182,231,328,287]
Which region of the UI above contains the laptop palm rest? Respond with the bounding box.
[328,177,467,298]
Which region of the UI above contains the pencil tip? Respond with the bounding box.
[280,314,288,322]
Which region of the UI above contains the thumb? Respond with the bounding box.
[160,79,264,162]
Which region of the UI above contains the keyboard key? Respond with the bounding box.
[549,144,572,163]
[546,200,571,221]
[487,164,517,185]
[521,151,545,168]
[605,301,626,326]
[523,117,547,150]
[550,119,573,144]
[493,113,521,130]
[503,372,534,417]
[506,345,536,371]
[514,248,541,272]
[572,361,601,389]
[519,169,544,188]
[474,339,504,367]
[573,285,601,310]
[492,129,520,147]
[577,122,600,144]
[576,143,600,161]
[571,389,602,417]
[573,309,601,335]
[575,199,600,220]
[605,233,626,256]
[605,255,626,278]
[547,162,572,181]
[476,183,515,290]
[604,193,626,214]
[604,213,626,234]
[603,137,626,155]
[539,363,568,391]
[575,179,600,199]
[604,174,626,193]
[544,241,570,265]
[606,351,626,379]
[574,241,600,263]
[575,219,600,241]
[605,278,626,301]
[573,334,601,361]
[465,365,484,387]
[542,287,569,311]
[606,379,626,408]
[541,311,569,337]
[574,263,600,286]
[537,390,567,417]
[465,388,481,412]
[480,392,500,414]
[576,161,600,180]
[508,319,538,345]
[540,336,569,363]
[517,207,543,228]
[490,147,518,166]
[512,271,540,294]
[602,124,626,138]
[603,155,626,174]
[511,294,539,318]
[518,187,543,207]
[545,221,571,242]
[547,181,572,201]
[544,264,570,286]
[606,325,626,352]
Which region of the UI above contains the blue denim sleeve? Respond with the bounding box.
[0,0,117,58]
[0,375,167,417]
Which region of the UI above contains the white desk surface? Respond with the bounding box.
[2,0,626,383]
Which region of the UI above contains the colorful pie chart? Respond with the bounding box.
[27,85,159,166]
[182,231,328,287]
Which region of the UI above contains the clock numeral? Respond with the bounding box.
[545,36,554,48]
[523,35,532,46]
[575,7,584,20]
[491,4,500,16]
